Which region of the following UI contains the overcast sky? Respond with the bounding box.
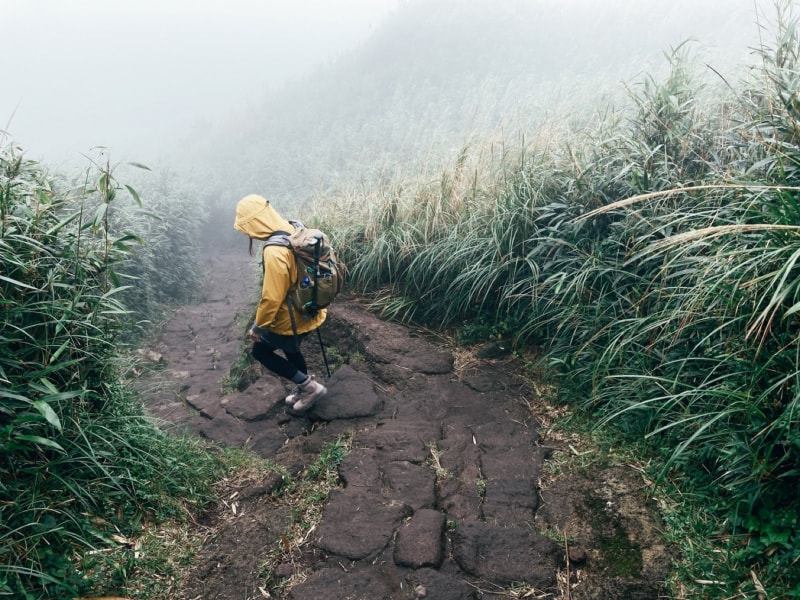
[0,0,780,167]
[1,0,399,164]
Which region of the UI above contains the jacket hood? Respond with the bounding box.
[233,194,293,240]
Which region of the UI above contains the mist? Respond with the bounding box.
[1,0,397,165]
[1,0,778,174]
[5,4,800,598]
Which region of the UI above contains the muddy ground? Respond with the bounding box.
[138,252,676,600]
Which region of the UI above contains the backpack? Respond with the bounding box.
[263,222,345,317]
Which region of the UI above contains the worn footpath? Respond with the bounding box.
[139,252,674,600]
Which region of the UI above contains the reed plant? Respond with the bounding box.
[313,4,800,595]
[108,167,207,338]
[0,147,225,598]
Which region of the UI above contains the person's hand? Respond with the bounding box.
[248,328,260,343]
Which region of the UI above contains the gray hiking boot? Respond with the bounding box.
[291,375,326,412]
[284,385,300,405]
[285,375,317,405]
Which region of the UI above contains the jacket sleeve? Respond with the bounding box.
[254,246,293,330]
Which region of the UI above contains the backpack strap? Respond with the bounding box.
[286,296,301,353]
[263,230,292,247]
[260,230,292,273]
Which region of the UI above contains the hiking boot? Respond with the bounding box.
[284,375,316,405]
[284,385,300,405]
[291,375,326,412]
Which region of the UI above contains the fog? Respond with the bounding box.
[0,0,781,170]
[1,0,397,164]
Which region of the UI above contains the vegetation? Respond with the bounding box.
[261,435,352,596]
[180,0,754,222]
[3,0,799,597]
[111,167,207,338]
[312,5,800,597]
[0,147,225,598]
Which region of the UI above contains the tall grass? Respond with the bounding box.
[0,147,224,598]
[108,167,207,338]
[313,4,800,596]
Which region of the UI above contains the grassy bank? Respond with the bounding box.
[0,147,227,598]
[312,7,800,597]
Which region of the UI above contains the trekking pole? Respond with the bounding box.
[311,234,332,379]
[317,327,331,379]
[312,234,322,311]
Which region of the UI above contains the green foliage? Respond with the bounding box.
[313,5,800,596]
[0,147,223,598]
[179,0,750,215]
[305,436,351,484]
[100,166,207,340]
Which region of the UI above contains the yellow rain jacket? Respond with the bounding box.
[233,194,326,336]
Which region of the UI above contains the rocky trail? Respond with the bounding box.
[138,251,674,600]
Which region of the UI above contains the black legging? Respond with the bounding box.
[252,335,308,381]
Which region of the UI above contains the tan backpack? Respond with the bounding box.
[264,223,345,316]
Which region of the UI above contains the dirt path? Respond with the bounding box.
[140,252,674,600]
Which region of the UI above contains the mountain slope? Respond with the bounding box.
[177,0,763,214]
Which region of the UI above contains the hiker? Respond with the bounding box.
[233,194,327,412]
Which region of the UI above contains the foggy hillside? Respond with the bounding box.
[175,0,765,216]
